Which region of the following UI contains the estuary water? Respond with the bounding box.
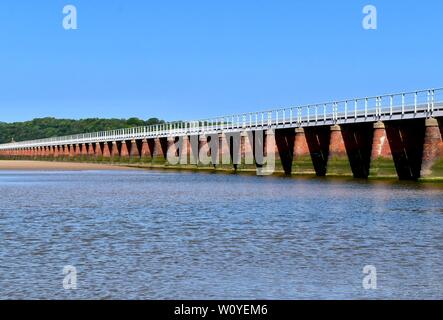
[0,170,442,299]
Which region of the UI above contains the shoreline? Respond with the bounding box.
[0,160,136,171]
[1,160,443,183]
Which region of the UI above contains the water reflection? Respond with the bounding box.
[0,170,442,299]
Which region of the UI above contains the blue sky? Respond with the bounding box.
[0,0,442,122]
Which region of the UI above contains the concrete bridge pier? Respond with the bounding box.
[68,144,75,159]
[87,143,95,160]
[53,145,60,159]
[189,135,199,166]
[166,136,178,165]
[292,128,315,175]
[327,125,352,177]
[95,142,102,160]
[129,140,140,162]
[198,135,210,167]
[369,121,396,178]
[256,129,278,175]
[80,143,88,161]
[119,141,130,162]
[110,141,119,162]
[102,142,111,160]
[217,133,231,169]
[420,118,443,178]
[240,131,255,170]
[73,144,80,160]
[140,139,151,163]
[180,135,192,166]
[152,137,167,164]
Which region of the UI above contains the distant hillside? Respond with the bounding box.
[0,117,165,144]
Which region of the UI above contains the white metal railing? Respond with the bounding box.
[1,87,442,150]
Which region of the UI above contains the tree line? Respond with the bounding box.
[0,117,165,144]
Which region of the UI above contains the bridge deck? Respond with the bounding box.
[1,88,442,150]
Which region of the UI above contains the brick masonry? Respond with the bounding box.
[2,117,443,180]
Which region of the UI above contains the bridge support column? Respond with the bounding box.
[53,146,60,159]
[140,139,151,163]
[180,135,190,166]
[256,129,277,175]
[120,141,129,161]
[198,135,210,167]
[327,125,352,176]
[218,133,231,169]
[293,128,316,175]
[420,118,443,179]
[95,142,102,160]
[129,140,139,162]
[88,143,95,160]
[74,144,81,160]
[152,138,165,164]
[102,142,111,160]
[111,142,118,162]
[241,131,254,170]
[62,145,68,159]
[68,145,75,159]
[189,135,199,166]
[166,136,177,165]
[369,121,395,178]
[81,143,88,160]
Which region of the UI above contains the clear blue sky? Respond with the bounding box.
[0,0,442,122]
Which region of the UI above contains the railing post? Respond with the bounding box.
[297,107,301,124]
[307,106,310,123]
[427,90,430,113]
[333,102,338,121]
[354,100,358,119]
[402,93,405,115]
[390,95,393,116]
[323,104,326,122]
[365,98,368,118]
[431,89,435,112]
[377,97,380,117]
[414,92,417,114]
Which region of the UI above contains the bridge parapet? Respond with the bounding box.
[0,88,442,150]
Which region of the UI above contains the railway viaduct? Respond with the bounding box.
[1,88,442,180]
